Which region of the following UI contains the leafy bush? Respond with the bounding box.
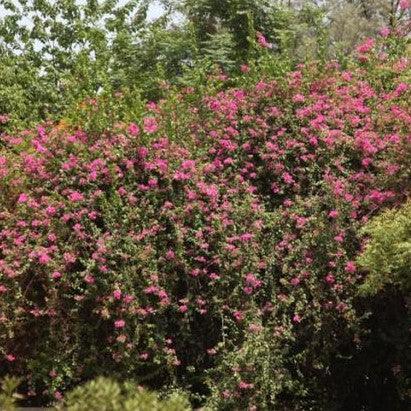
[0,34,410,409]
[357,201,411,295]
[0,376,21,411]
[61,377,191,411]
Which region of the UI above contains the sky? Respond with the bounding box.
[147,1,165,20]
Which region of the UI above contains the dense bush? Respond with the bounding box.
[61,377,191,411]
[358,200,411,295]
[0,34,410,409]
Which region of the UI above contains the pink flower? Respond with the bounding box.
[0,285,7,293]
[113,289,122,300]
[84,274,95,284]
[345,261,357,273]
[124,294,134,304]
[356,38,375,54]
[68,191,84,202]
[5,354,15,362]
[293,94,305,103]
[325,274,335,284]
[143,117,158,133]
[248,323,263,333]
[244,273,262,288]
[240,64,250,73]
[379,27,390,38]
[0,114,10,124]
[18,193,29,203]
[399,0,410,10]
[46,206,57,216]
[165,249,175,260]
[114,319,125,328]
[328,210,339,219]
[282,172,295,185]
[128,122,140,136]
[64,253,76,264]
[179,305,188,313]
[290,277,300,286]
[38,253,51,265]
[233,310,244,322]
[238,381,254,389]
[51,271,62,280]
[395,83,408,95]
[181,159,196,170]
[292,314,302,323]
[54,391,63,401]
[256,32,272,49]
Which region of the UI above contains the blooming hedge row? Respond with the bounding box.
[0,36,410,408]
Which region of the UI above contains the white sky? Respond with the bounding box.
[147,1,164,20]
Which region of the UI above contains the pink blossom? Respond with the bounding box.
[51,271,62,280]
[244,273,262,289]
[356,38,375,54]
[399,0,410,10]
[181,159,196,170]
[68,191,84,202]
[179,305,188,313]
[128,122,140,136]
[84,274,95,284]
[248,323,263,333]
[5,354,15,362]
[233,310,244,322]
[165,249,175,260]
[345,261,357,273]
[292,314,302,323]
[325,274,335,284]
[139,352,149,360]
[328,210,339,219]
[379,27,390,38]
[240,64,250,73]
[238,381,254,390]
[114,319,125,328]
[64,253,76,264]
[38,253,51,265]
[113,289,122,300]
[46,206,57,216]
[282,172,295,185]
[18,193,29,203]
[0,285,7,293]
[0,114,10,124]
[293,94,305,103]
[124,294,134,304]
[143,117,158,133]
[256,32,272,49]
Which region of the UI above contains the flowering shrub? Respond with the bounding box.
[0,35,410,408]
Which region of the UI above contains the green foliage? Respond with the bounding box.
[62,377,191,411]
[0,376,21,411]
[357,201,411,295]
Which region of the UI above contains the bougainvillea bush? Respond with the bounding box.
[0,34,410,409]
